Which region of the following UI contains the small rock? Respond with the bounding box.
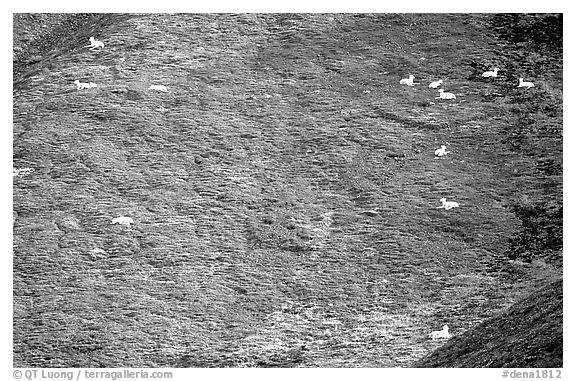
[27,55,43,64]
[89,248,107,260]
[56,216,82,232]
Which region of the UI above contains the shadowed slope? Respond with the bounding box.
[414,279,562,368]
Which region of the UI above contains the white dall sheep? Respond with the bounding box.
[482,68,500,78]
[87,36,105,50]
[436,89,456,100]
[74,80,97,90]
[112,216,134,226]
[436,198,460,210]
[518,78,535,89]
[429,325,452,340]
[429,80,443,89]
[400,75,417,86]
[148,85,168,92]
[434,145,450,157]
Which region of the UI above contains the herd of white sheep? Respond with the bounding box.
[401,67,536,216]
[25,32,538,343]
[75,37,169,93]
[400,65,535,339]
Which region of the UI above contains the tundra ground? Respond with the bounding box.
[13,13,562,367]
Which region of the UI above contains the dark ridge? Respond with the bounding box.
[414,279,562,368]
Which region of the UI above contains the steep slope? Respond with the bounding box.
[13,13,561,367]
[414,279,562,367]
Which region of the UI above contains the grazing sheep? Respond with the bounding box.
[434,145,450,157]
[87,36,105,50]
[482,68,500,78]
[74,80,97,90]
[436,89,456,100]
[112,216,134,226]
[400,75,417,86]
[429,325,452,340]
[518,78,535,88]
[429,80,443,89]
[436,198,459,210]
[148,85,168,92]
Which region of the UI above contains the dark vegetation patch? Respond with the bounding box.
[490,14,562,52]
[486,14,563,266]
[13,13,561,367]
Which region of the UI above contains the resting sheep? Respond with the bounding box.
[429,80,443,89]
[482,68,500,78]
[436,89,456,100]
[400,75,417,86]
[85,36,105,50]
[112,216,134,226]
[434,145,450,157]
[429,325,452,340]
[148,85,168,92]
[436,198,459,210]
[74,80,97,90]
[518,78,535,88]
